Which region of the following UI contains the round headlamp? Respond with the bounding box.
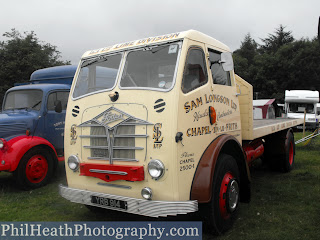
[148,159,165,180]
[0,138,6,149]
[68,155,80,172]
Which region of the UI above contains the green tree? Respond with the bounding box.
[235,33,258,65]
[260,25,294,53]
[233,33,258,88]
[234,25,320,102]
[0,29,70,105]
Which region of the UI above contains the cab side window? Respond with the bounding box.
[47,91,69,111]
[209,49,231,86]
[182,47,208,93]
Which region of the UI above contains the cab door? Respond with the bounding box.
[177,40,214,200]
[205,46,241,142]
[44,90,69,156]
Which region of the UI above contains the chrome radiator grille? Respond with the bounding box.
[79,107,152,164]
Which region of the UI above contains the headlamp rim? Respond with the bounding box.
[148,159,165,180]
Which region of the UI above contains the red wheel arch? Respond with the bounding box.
[190,134,250,203]
[1,135,58,172]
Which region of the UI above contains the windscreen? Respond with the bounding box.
[120,43,180,90]
[73,53,122,98]
[4,90,43,111]
[288,103,315,114]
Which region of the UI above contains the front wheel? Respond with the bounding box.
[206,154,240,234]
[14,147,54,190]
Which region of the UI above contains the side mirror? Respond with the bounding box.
[220,52,234,71]
[54,100,62,113]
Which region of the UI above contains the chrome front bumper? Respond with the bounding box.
[59,184,198,218]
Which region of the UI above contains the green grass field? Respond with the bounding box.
[0,132,319,239]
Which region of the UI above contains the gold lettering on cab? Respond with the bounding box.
[184,94,238,114]
[186,126,211,137]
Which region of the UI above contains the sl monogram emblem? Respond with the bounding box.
[153,123,163,149]
[70,124,77,145]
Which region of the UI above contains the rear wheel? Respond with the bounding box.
[282,131,295,172]
[206,154,240,234]
[263,130,295,172]
[14,147,54,190]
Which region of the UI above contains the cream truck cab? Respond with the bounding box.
[60,30,303,233]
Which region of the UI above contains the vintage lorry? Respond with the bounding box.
[59,30,303,233]
[0,65,76,189]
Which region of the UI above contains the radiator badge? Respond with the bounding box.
[79,106,152,130]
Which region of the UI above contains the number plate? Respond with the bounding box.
[91,195,128,210]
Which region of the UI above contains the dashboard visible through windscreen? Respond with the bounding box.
[120,43,180,90]
[72,42,181,99]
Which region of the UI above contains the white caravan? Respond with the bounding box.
[285,90,319,129]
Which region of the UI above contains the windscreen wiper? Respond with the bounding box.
[150,45,167,53]
[30,100,42,109]
[82,55,109,68]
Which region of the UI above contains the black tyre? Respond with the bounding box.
[206,154,240,234]
[263,130,295,172]
[14,147,54,190]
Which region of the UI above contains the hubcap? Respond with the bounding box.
[227,179,239,213]
[219,172,239,219]
[25,155,48,183]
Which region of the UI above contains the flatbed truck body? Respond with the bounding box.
[59,30,303,234]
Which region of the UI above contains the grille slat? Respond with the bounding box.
[84,146,143,150]
[80,134,148,138]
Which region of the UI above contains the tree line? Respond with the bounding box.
[0,29,70,106]
[233,25,320,101]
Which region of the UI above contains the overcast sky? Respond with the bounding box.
[0,0,319,65]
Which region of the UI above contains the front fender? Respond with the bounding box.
[190,134,251,203]
[0,135,58,172]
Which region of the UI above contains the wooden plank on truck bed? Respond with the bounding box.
[252,118,304,140]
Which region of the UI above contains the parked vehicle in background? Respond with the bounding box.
[59,30,303,234]
[285,90,319,130]
[0,65,77,189]
[253,99,278,119]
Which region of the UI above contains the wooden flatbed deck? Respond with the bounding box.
[251,118,304,140]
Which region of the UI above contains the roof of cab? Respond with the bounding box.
[7,83,70,93]
[30,65,77,81]
[82,30,230,59]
